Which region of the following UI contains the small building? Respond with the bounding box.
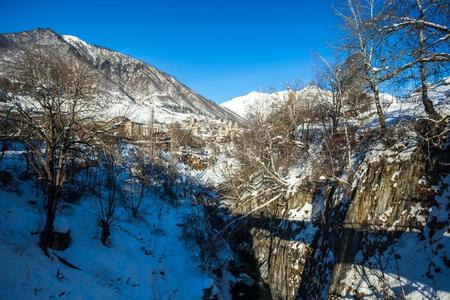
[125,120,144,138]
[107,116,144,139]
[143,121,166,137]
[107,116,129,137]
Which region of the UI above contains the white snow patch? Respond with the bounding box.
[54,216,70,233]
[287,203,313,222]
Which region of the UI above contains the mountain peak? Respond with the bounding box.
[221,86,332,119]
[62,34,89,47]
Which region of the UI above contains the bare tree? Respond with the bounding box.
[377,0,450,119]
[0,109,14,161]
[314,55,364,172]
[221,90,316,223]
[337,0,391,135]
[124,148,150,219]
[97,151,122,246]
[0,49,104,253]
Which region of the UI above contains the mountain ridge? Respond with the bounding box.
[0,28,244,125]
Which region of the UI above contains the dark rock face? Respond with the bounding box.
[249,189,318,300]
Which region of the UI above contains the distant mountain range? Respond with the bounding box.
[221,81,450,125]
[0,28,243,125]
[221,86,331,119]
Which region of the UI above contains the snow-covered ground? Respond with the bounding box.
[0,149,223,299]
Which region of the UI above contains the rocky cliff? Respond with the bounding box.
[220,124,449,299]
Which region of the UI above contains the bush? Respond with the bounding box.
[181,212,221,271]
[0,170,13,188]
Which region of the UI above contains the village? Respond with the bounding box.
[107,115,241,142]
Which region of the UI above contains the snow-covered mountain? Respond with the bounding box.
[221,86,331,119]
[221,91,288,118]
[221,85,412,120]
[0,28,243,124]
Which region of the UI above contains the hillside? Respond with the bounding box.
[0,145,232,299]
[0,28,242,125]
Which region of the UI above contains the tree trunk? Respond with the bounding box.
[39,153,59,254]
[100,219,110,246]
[419,67,439,119]
[39,181,56,254]
[418,30,440,119]
[332,92,341,135]
[371,80,387,135]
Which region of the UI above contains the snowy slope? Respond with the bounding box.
[0,28,242,125]
[0,148,228,299]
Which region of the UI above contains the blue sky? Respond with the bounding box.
[0,0,340,103]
